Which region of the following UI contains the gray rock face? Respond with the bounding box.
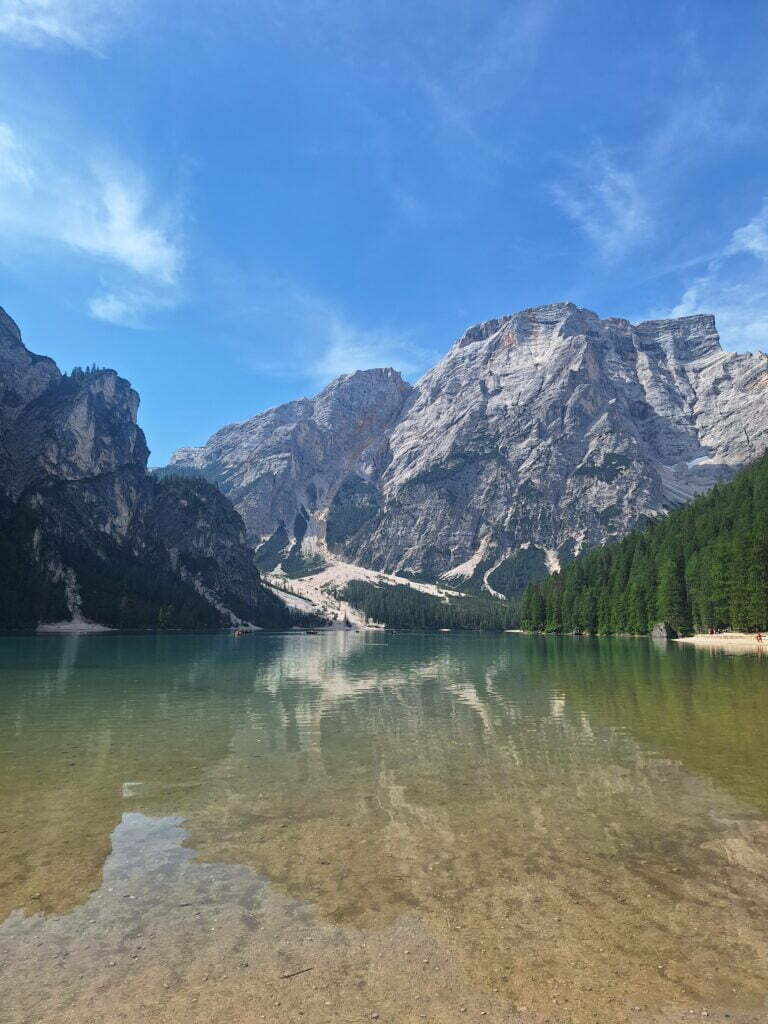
[0,307,295,629]
[171,368,413,570]
[170,303,768,597]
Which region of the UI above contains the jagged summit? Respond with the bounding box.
[0,305,23,345]
[170,360,413,549]
[170,302,768,598]
[454,303,725,359]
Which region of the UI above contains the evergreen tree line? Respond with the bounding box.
[520,453,768,636]
[0,480,317,631]
[342,580,518,631]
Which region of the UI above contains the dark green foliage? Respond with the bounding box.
[151,465,211,483]
[255,513,328,578]
[280,544,327,578]
[485,546,548,599]
[61,535,225,630]
[342,580,517,631]
[0,498,68,628]
[254,525,291,571]
[521,453,768,635]
[0,473,314,631]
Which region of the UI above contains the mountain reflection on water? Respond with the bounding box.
[1,631,768,1023]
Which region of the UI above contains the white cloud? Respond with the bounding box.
[551,147,651,260]
[0,0,135,52]
[0,120,183,325]
[665,200,768,352]
[269,288,432,381]
[0,122,32,184]
[88,285,177,328]
[550,57,757,266]
[727,199,768,261]
[212,267,433,383]
[59,166,181,283]
[304,303,423,380]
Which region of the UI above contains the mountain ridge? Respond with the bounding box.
[170,302,768,598]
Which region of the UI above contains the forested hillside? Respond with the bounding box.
[0,307,310,632]
[521,453,768,636]
[342,580,518,631]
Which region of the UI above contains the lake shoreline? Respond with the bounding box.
[673,631,768,652]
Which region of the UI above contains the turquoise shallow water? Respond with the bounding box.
[1,631,767,1023]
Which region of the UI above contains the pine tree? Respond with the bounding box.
[520,451,768,636]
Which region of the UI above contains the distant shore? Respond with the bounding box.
[674,631,768,652]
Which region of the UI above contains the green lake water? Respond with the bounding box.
[1,631,767,1023]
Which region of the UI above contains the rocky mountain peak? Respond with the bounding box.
[635,313,722,360]
[0,307,61,429]
[0,305,23,347]
[313,367,413,425]
[170,301,768,598]
[453,304,725,367]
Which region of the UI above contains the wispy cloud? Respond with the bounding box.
[550,32,764,267]
[551,147,651,260]
[265,288,433,382]
[0,120,183,326]
[88,285,178,327]
[415,0,556,168]
[295,292,425,379]
[211,267,433,383]
[665,200,768,351]
[0,0,135,53]
[727,199,768,261]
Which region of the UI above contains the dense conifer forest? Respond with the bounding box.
[520,453,768,636]
[0,478,310,631]
[342,580,518,631]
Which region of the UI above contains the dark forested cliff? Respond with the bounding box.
[0,307,296,630]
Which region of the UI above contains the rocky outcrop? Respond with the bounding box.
[349,304,768,591]
[171,368,413,573]
[170,303,768,599]
[651,623,678,639]
[0,307,298,629]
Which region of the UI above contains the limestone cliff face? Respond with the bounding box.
[349,304,768,591]
[171,367,413,572]
[170,303,768,598]
[0,307,294,629]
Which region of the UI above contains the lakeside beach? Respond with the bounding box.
[674,632,768,653]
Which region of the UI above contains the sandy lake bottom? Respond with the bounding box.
[1,630,767,1024]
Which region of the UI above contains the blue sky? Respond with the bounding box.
[2,1,768,463]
